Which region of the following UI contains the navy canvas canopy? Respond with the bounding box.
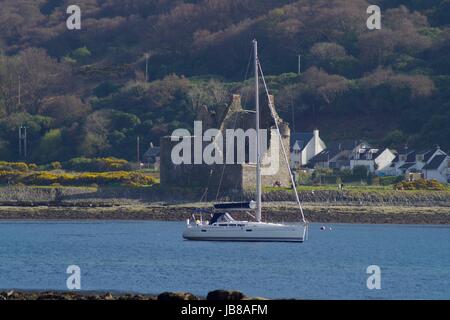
[213,201,256,210]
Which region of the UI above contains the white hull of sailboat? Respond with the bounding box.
[183,222,307,242]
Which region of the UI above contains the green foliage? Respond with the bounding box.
[382,130,408,149]
[50,161,62,170]
[64,157,131,172]
[32,129,63,163]
[71,47,92,64]
[296,171,312,185]
[352,165,369,180]
[0,0,449,164]
[379,175,404,186]
[309,166,377,185]
[93,81,121,98]
[311,168,340,184]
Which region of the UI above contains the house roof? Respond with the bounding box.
[422,155,447,170]
[308,140,363,165]
[398,162,416,170]
[143,146,160,158]
[354,148,382,160]
[405,151,416,162]
[417,148,437,162]
[308,149,337,163]
[393,149,416,163]
[327,140,363,152]
[290,132,313,151]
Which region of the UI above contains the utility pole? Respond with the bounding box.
[18,125,27,159]
[24,126,27,159]
[298,54,301,75]
[18,75,21,106]
[144,53,149,82]
[18,127,21,158]
[137,136,140,167]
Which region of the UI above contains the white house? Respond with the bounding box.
[422,153,449,183]
[350,147,396,173]
[290,129,326,169]
[379,146,449,182]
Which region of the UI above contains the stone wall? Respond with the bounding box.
[1,186,449,208]
[160,136,212,188]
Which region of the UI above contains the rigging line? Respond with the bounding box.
[214,106,239,201]
[233,116,244,199]
[215,47,254,201]
[199,168,214,202]
[214,112,239,201]
[258,61,307,224]
[240,46,253,110]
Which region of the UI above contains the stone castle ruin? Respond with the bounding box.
[160,94,291,198]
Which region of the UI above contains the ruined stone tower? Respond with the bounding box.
[160,94,291,197]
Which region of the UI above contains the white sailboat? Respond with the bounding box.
[182,40,308,242]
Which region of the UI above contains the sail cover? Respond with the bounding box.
[209,212,235,225]
[213,201,256,210]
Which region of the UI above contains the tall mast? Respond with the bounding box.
[254,39,262,222]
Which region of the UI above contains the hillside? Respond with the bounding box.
[0,0,449,163]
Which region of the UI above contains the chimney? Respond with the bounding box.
[313,129,320,154]
[229,94,242,112]
[268,95,275,107]
[313,129,319,140]
[279,122,290,138]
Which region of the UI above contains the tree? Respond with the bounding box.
[79,110,112,157]
[32,129,63,163]
[310,42,347,61]
[382,130,407,148]
[0,48,72,115]
[302,67,350,105]
[71,47,91,64]
[39,95,90,127]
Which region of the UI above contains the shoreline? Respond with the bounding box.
[0,289,258,300]
[0,202,449,224]
[0,186,449,224]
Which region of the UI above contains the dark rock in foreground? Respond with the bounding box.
[0,290,156,300]
[0,290,261,301]
[207,290,246,300]
[157,291,198,301]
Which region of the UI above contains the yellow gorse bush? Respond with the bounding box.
[0,161,30,172]
[394,179,445,191]
[65,157,131,171]
[0,170,156,187]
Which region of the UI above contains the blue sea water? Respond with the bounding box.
[0,220,449,299]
